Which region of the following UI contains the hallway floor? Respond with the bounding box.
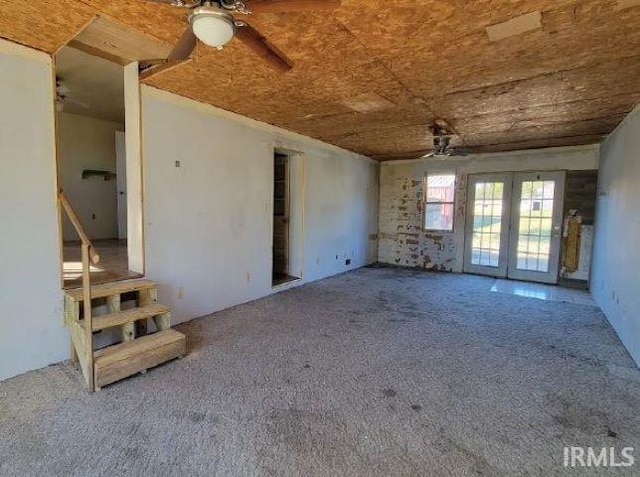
[63,239,141,288]
[1,267,638,476]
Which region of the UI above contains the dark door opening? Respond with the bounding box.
[272,153,297,287]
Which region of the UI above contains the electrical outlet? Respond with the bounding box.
[177,286,184,299]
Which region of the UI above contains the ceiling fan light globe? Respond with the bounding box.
[189,7,236,49]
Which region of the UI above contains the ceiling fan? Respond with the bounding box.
[141,0,341,77]
[421,123,469,158]
[55,77,90,112]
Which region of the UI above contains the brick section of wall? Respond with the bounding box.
[379,169,466,271]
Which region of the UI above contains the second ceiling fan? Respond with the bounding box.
[420,122,470,159]
[143,0,341,76]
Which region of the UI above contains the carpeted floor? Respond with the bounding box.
[1,267,639,476]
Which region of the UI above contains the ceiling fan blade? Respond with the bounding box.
[140,59,191,81]
[168,26,198,61]
[139,25,194,81]
[236,22,293,73]
[138,58,170,68]
[246,0,341,13]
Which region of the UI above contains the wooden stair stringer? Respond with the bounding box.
[68,321,92,390]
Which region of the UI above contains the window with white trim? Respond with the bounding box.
[423,172,456,232]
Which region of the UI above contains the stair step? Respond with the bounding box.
[66,279,156,302]
[91,304,170,332]
[93,329,186,389]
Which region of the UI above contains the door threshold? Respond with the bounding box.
[272,274,300,288]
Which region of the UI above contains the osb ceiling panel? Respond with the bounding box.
[1,0,640,159]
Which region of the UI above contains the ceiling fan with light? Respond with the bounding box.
[420,122,469,159]
[141,0,341,78]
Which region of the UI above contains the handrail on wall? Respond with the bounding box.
[58,189,98,392]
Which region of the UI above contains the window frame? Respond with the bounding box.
[422,171,457,233]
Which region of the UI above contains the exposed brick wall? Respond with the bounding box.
[378,165,466,272]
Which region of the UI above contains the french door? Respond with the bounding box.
[464,171,565,284]
[464,173,513,277]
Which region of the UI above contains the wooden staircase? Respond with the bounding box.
[65,278,186,391]
[58,190,185,391]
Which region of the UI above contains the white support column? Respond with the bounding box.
[124,62,145,274]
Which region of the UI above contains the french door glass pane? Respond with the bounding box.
[515,180,555,272]
[470,181,504,268]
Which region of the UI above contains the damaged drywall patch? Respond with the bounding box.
[342,92,396,113]
[486,12,542,42]
[616,0,640,9]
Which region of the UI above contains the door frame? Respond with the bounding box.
[507,171,566,284]
[463,173,514,278]
[115,131,127,240]
[272,153,291,278]
[53,55,145,288]
[271,146,305,287]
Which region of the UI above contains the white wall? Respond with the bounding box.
[142,87,379,323]
[0,40,66,381]
[592,104,640,367]
[57,112,123,241]
[379,146,599,272]
[0,53,377,382]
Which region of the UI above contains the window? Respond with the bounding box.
[423,172,456,232]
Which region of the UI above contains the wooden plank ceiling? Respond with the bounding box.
[1,0,640,160]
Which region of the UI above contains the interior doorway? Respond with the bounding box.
[272,149,304,287]
[54,46,142,288]
[272,153,290,285]
[464,171,566,284]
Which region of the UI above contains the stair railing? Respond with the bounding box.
[59,190,100,391]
